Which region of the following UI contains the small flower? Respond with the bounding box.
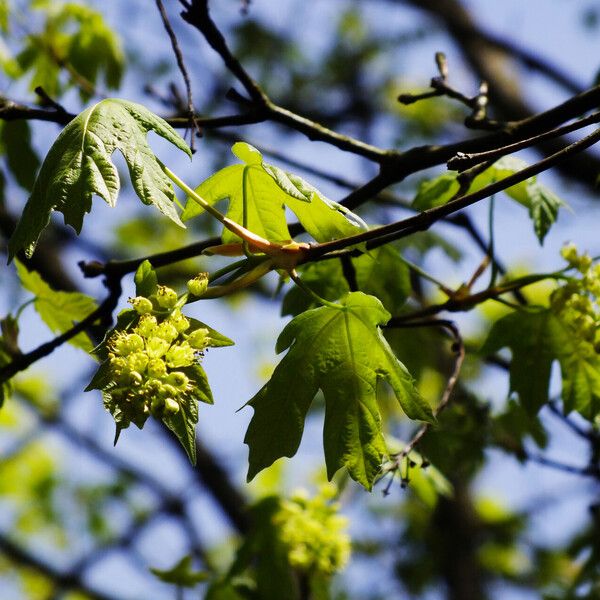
[156,285,178,309]
[187,328,209,350]
[187,273,209,297]
[129,296,154,315]
[165,342,196,368]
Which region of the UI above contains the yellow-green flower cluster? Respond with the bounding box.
[274,485,350,576]
[552,244,600,349]
[103,287,210,429]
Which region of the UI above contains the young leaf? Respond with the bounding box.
[15,260,97,352]
[134,260,158,298]
[8,98,191,261]
[525,181,563,244]
[162,390,200,465]
[412,158,562,243]
[245,292,432,490]
[182,142,365,244]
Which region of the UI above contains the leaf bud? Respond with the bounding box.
[187,273,209,297]
[156,285,178,309]
[129,296,154,315]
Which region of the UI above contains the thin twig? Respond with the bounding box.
[381,320,465,484]
[155,0,201,149]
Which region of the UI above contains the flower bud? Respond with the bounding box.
[147,358,167,379]
[187,328,209,350]
[168,309,190,333]
[164,397,180,415]
[167,371,190,390]
[187,273,209,297]
[129,296,154,315]
[156,285,178,309]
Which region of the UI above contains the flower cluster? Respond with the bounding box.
[274,485,350,576]
[102,285,210,430]
[551,244,600,349]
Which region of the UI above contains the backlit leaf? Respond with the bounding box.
[8,98,191,260]
[245,292,432,490]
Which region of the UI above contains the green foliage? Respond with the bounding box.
[12,2,123,100]
[413,157,564,243]
[282,246,411,316]
[182,142,365,243]
[15,260,97,351]
[482,246,600,419]
[8,98,191,260]
[245,292,432,490]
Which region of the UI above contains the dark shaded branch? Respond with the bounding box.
[0,534,121,600]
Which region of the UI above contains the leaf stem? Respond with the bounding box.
[162,164,276,254]
[289,270,342,310]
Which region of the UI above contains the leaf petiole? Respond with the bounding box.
[289,269,342,310]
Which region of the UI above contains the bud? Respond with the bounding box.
[127,351,149,373]
[187,328,209,350]
[129,296,154,315]
[147,358,167,379]
[560,242,578,265]
[164,397,180,415]
[167,371,190,390]
[156,285,178,309]
[168,309,190,333]
[187,273,209,297]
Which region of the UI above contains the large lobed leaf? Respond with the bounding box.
[8,98,191,261]
[182,142,366,244]
[244,292,433,490]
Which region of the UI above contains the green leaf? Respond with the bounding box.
[481,308,600,416]
[245,292,432,490]
[8,98,191,261]
[480,309,567,414]
[188,317,235,348]
[0,120,40,191]
[134,260,158,298]
[0,0,8,33]
[282,245,411,316]
[412,158,562,243]
[525,181,563,244]
[15,260,97,352]
[150,555,209,587]
[182,142,364,244]
[163,383,199,465]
